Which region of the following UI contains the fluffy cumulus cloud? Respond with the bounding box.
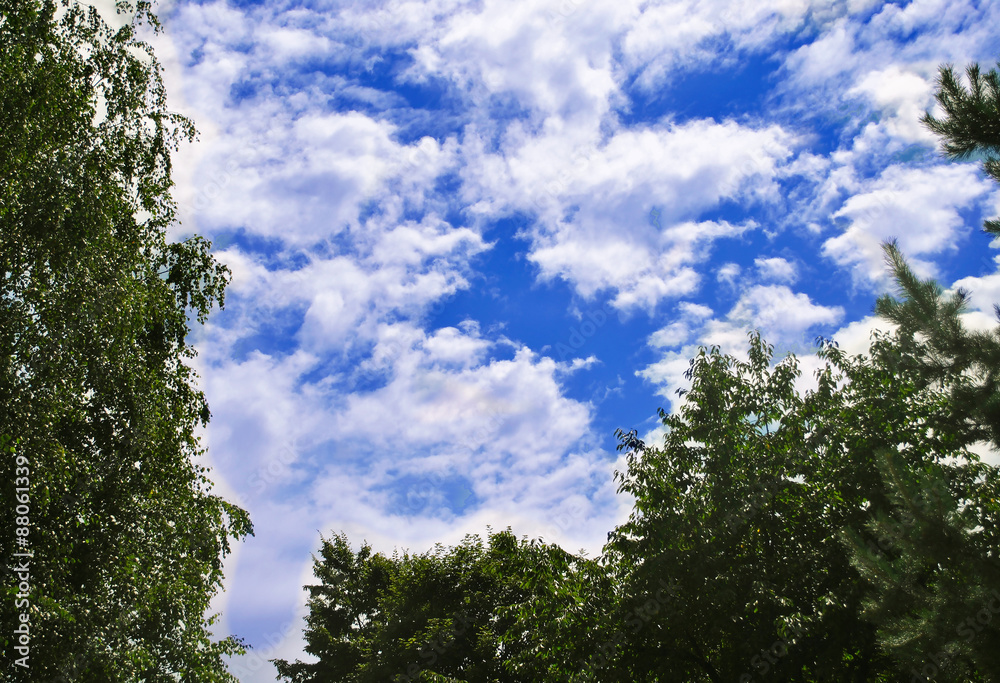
[197,319,615,543]
[721,285,843,341]
[466,119,795,310]
[173,110,461,246]
[198,316,621,680]
[620,0,881,88]
[783,0,1000,98]
[411,0,624,127]
[823,164,994,285]
[755,256,798,283]
[209,216,487,358]
[139,0,1000,678]
[648,301,715,348]
[846,65,936,143]
[954,258,1000,319]
[639,285,843,406]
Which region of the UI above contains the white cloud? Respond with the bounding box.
[774,0,1000,219]
[946,260,1000,341]
[640,285,842,404]
[179,112,460,246]
[846,65,936,143]
[784,18,859,88]
[679,301,714,319]
[332,326,593,466]
[755,256,798,283]
[196,317,623,680]
[648,301,715,348]
[717,262,742,285]
[258,25,337,62]
[464,118,795,310]
[414,0,624,127]
[714,285,843,348]
[783,0,1000,94]
[828,314,893,356]
[620,0,868,91]
[648,321,690,349]
[203,215,487,358]
[823,164,993,285]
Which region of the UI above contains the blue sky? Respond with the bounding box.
[131,0,1000,678]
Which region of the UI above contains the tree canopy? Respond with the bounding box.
[1,1,250,679]
[274,530,542,683]
[608,323,1000,682]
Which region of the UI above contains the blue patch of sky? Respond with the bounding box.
[424,217,575,344]
[940,204,1000,283]
[223,45,470,145]
[187,43,206,66]
[484,92,536,142]
[311,224,359,259]
[561,361,663,454]
[322,50,467,143]
[222,306,306,364]
[291,48,532,151]
[704,221,874,323]
[202,0,995,459]
[356,197,389,230]
[212,228,313,269]
[294,337,402,394]
[420,214,671,453]
[375,472,480,518]
[228,76,260,104]
[432,171,464,205]
[343,360,395,395]
[616,45,784,127]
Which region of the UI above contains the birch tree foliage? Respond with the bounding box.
[1,1,250,680]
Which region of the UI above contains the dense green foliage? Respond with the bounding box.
[609,325,1000,682]
[0,0,250,679]
[274,531,542,683]
[608,334,887,682]
[849,244,1000,681]
[280,58,1000,683]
